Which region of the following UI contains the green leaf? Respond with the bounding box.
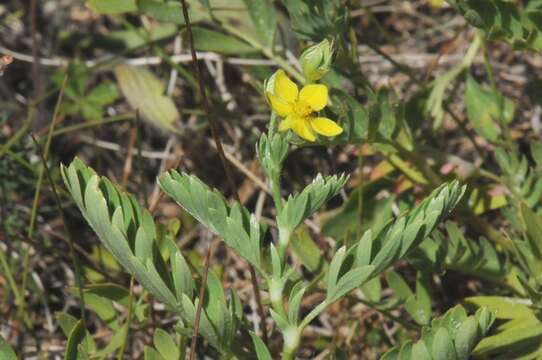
[278,174,348,232]
[411,340,431,360]
[86,82,118,107]
[138,0,184,24]
[322,183,394,243]
[326,244,375,303]
[414,273,432,325]
[114,64,180,132]
[0,335,17,360]
[362,276,382,303]
[329,265,374,303]
[398,341,413,359]
[153,329,179,360]
[432,327,457,360]
[172,251,194,300]
[287,282,306,325]
[454,316,479,360]
[159,170,263,269]
[203,270,230,342]
[256,132,289,179]
[371,88,399,140]
[327,246,347,298]
[426,36,480,129]
[69,287,119,330]
[464,75,515,142]
[144,346,166,360]
[385,305,494,360]
[250,332,273,360]
[521,202,542,258]
[64,320,91,360]
[269,308,290,333]
[57,312,80,337]
[464,296,535,319]
[381,348,399,360]
[451,0,542,51]
[426,65,464,129]
[284,0,348,41]
[290,227,325,273]
[93,323,129,358]
[473,317,542,358]
[86,0,137,14]
[386,271,413,300]
[190,27,256,54]
[107,23,178,49]
[242,0,277,48]
[61,159,179,311]
[326,89,370,144]
[80,103,103,121]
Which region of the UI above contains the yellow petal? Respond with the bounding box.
[274,70,298,103]
[310,117,343,137]
[267,93,293,117]
[278,115,296,132]
[292,118,316,142]
[299,84,328,111]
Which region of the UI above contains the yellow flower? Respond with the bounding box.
[266,70,343,142]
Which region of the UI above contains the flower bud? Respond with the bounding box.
[300,39,333,82]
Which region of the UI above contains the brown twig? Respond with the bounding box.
[178,0,269,356]
[122,127,137,188]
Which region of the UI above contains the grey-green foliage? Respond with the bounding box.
[354,181,466,276]
[386,271,432,326]
[256,132,289,180]
[277,174,348,233]
[495,146,542,208]
[61,159,242,356]
[158,170,264,271]
[324,181,465,308]
[410,222,506,280]
[381,305,495,360]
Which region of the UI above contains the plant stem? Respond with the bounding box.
[189,245,213,360]
[0,247,30,327]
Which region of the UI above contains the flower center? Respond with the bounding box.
[293,100,312,118]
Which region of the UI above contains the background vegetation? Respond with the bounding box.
[2,0,542,359]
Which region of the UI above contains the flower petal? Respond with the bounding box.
[278,115,296,132]
[274,70,298,103]
[310,117,343,137]
[299,84,328,111]
[292,118,316,142]
[267,93,293,117]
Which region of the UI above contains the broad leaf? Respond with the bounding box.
[114,65,180,132]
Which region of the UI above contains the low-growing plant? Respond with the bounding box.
[57,38,495,359]
[10,0,542,359]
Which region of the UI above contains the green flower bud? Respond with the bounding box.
[300,39,334,82]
